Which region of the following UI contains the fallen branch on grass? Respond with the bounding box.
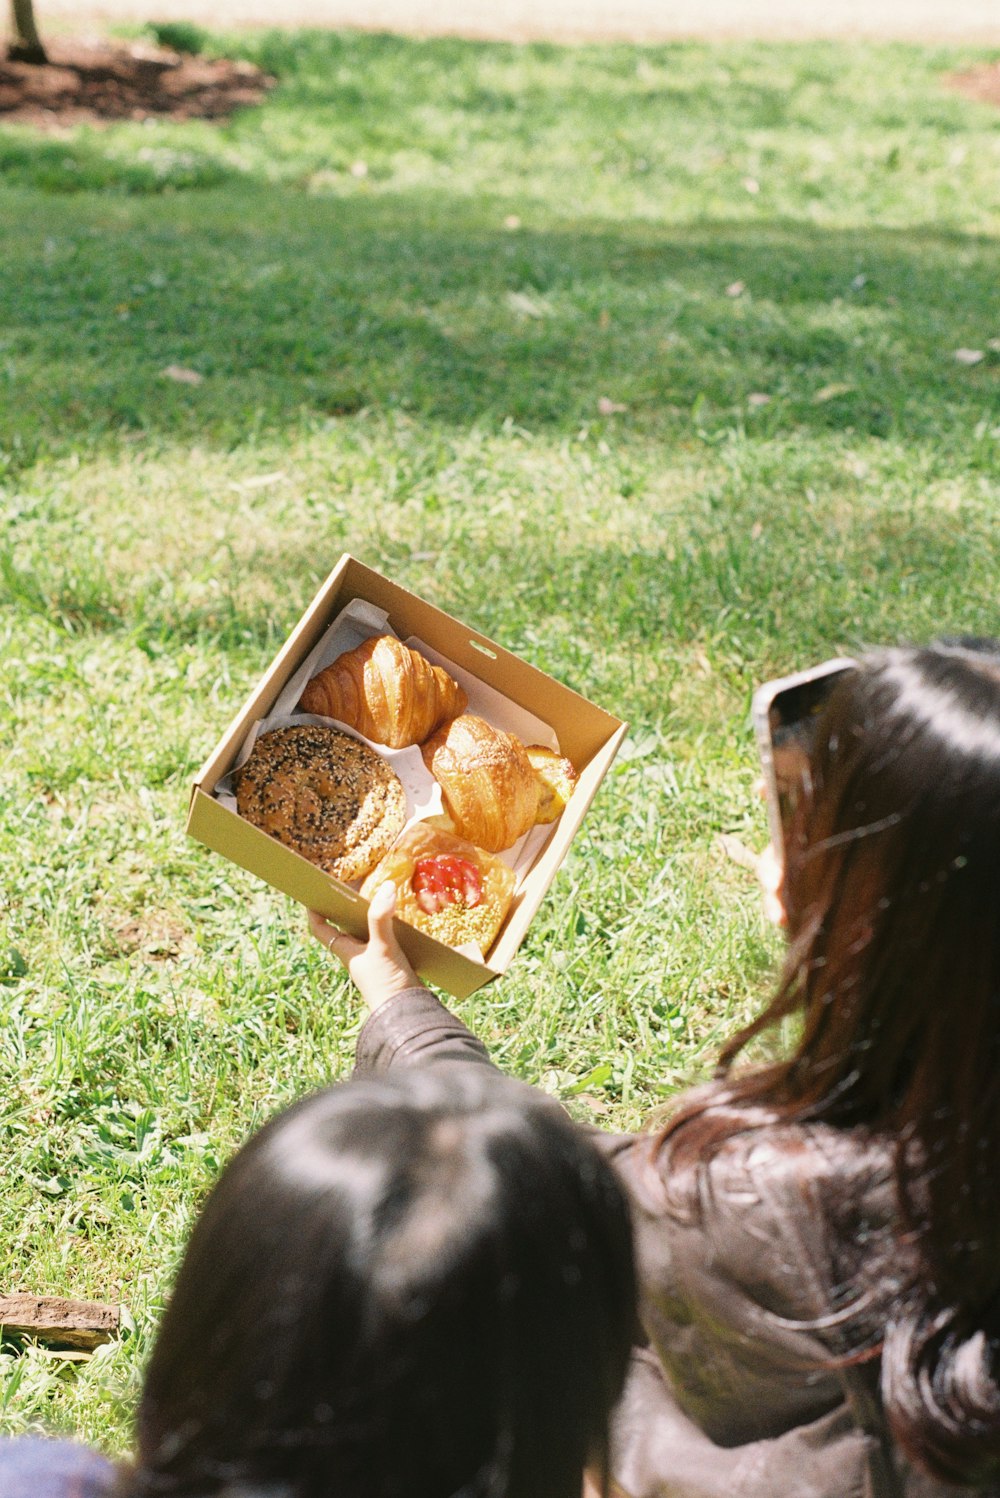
[0,1292,121,1351]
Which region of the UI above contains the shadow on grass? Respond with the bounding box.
[1,185,997,467]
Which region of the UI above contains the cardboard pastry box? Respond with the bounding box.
[187,554,627,999]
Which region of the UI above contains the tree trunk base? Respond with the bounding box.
[6,42,49,63]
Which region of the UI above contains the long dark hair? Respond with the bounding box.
[661,639,1000,1487]
[119,1065,636,1498]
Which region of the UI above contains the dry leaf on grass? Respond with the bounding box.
[162,364,204,385]
[813,382,854,403]
[506,290,549,318]
[725,280,745,297]
[747,391,771,407]
[577,1094,612,1117]
[597,395,627,415]
[954,348,985,365]
[230,471,287,492]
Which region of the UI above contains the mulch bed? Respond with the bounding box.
[946,61,1000,110]
[0,39,274,126]
[0,36,996,131]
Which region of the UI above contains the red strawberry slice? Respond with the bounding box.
[412,854,483,913]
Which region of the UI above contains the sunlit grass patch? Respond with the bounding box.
[2,26,999,1452]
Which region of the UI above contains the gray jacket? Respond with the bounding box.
[355,987,977,1498]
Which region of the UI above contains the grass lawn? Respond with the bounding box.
[1,25,999,1451]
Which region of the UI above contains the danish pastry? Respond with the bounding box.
[361,823,516,954]
[420,713,540,853]
[299,635,467,749]
[236,724,406,884]
[525,745,578,825]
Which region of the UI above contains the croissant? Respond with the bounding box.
[420,713,541,853]
[299,635,467,749]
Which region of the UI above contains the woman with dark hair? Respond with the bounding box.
[313,639,1000,1497]
[0,1063,637,1498]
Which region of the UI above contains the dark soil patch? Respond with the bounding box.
[0,38,273,127]
[946,62,1000,109]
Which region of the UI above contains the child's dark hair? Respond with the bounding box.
[121,1064,636,1498]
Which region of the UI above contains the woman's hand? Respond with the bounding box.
[757,842,787,927]
[308,882,420,1012]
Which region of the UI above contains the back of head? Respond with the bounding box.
[126,1066,635,1498]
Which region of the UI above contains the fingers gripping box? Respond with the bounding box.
[186,554,627,999]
